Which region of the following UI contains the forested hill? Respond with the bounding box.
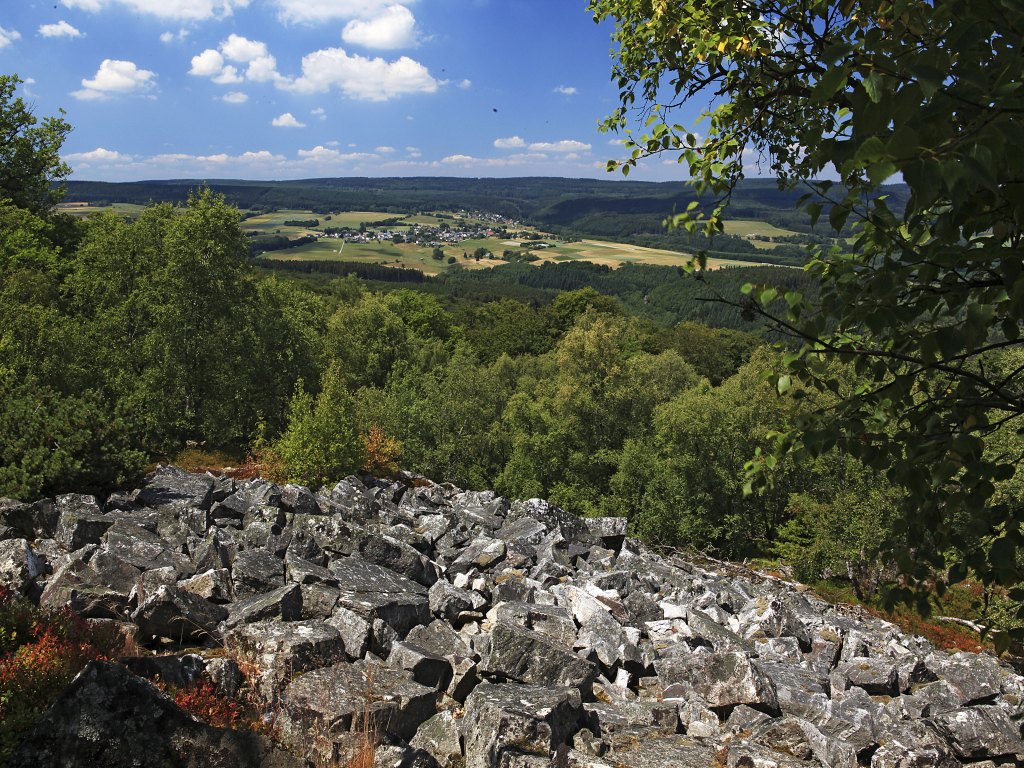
[62,176,910,234]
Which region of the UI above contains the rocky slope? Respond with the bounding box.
[2,465,1023,767]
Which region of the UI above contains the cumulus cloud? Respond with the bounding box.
[342,5,416,49]
[406,146,421,157]
[39,21,83,38]
[222,91,248,103]
[0,27,21,49]
[270,0,394,24]
[311,107,326,119]
[284,47,436,101]
[72,59,156,100]
[189,49,224,76]
[553,85,577,95]
[60,0,250,21]
[528,139,591,152]
[375,145,396,153]
[457,79,471,89]
[65,147,130,163]
[441,154,476,165]
[272,112,306,127]
[190,35,282,86]
[494,136,526,150]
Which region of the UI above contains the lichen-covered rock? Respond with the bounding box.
[133,584,228,642]
[8,661,301,768]
[278,660,438,761]
[928,705,1024,761]
[462,682,585,768]
[482,621,598,691]
[655,651,778,711]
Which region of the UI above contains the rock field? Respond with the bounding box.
[2,465,1023,767]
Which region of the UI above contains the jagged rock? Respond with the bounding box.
[871,719,960,768]
[278,660,438,761]
[462,682,585,768]
[452,536,507,574]
[120,653,206,688]
[482,621,598,691]
[583,701,679,747]
[279,483,319,516]
[231,548,285,597]
[581,735,716,767]
[388,640,454,690]
[685,607,754,653]
[494,601,577,648]
[226,582,302,627]
[407,708,460,768]
[179,568,233,602]
[136,465,216,513]
[133,584,228,643]
[56,494,114,551]
[583,517,627,551]
[752,715,858,768]
[832,656,901,696]
[224,619,346,699]
[924,652,1004,706]
[725,704,773,734]
[326,605,373,659]
[723,740,812,768]
[655,651,778,711]
[329,555,430,636]
[429,578,479,622]
[358,532,438,587]
[928,705,1024,761]
[0,538,47,595]
[8,661,301,768]
[1,498,59,540]
[100,520,191,574]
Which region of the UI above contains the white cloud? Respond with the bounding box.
[285,47,436,101]
[457,79,471,89]
[441,154,476,164]
[494,136,526,150]
[239,150,284,162]
[60,0,250,21]
[160,29,189,43]
[189,36,282,86]
[222,91,248,103]
[212,66,244,85]
[406,146,421,157]
[270,0,394,24]
[65,147,130,163]
[375,145,395,153]
[221,34,267,62]
[39,21,83,38]
[72,59,156,100]
[554,85,577,95]
[272,112,306,128]
[0,27,21,49]
[342,4,416,49]
[189,49,224,76]
[297,145,378,162]
[311,107,326,119]
[528,139,591,152]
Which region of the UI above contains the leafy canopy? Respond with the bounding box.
[0,74,72,214]
[590,0,1024,610]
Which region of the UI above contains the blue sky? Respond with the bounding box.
[0,1,708,182]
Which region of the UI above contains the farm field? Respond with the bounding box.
[56,202,149,218]
[263,230,766,274]
[721,218,801,249]
[264,238,496,275]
